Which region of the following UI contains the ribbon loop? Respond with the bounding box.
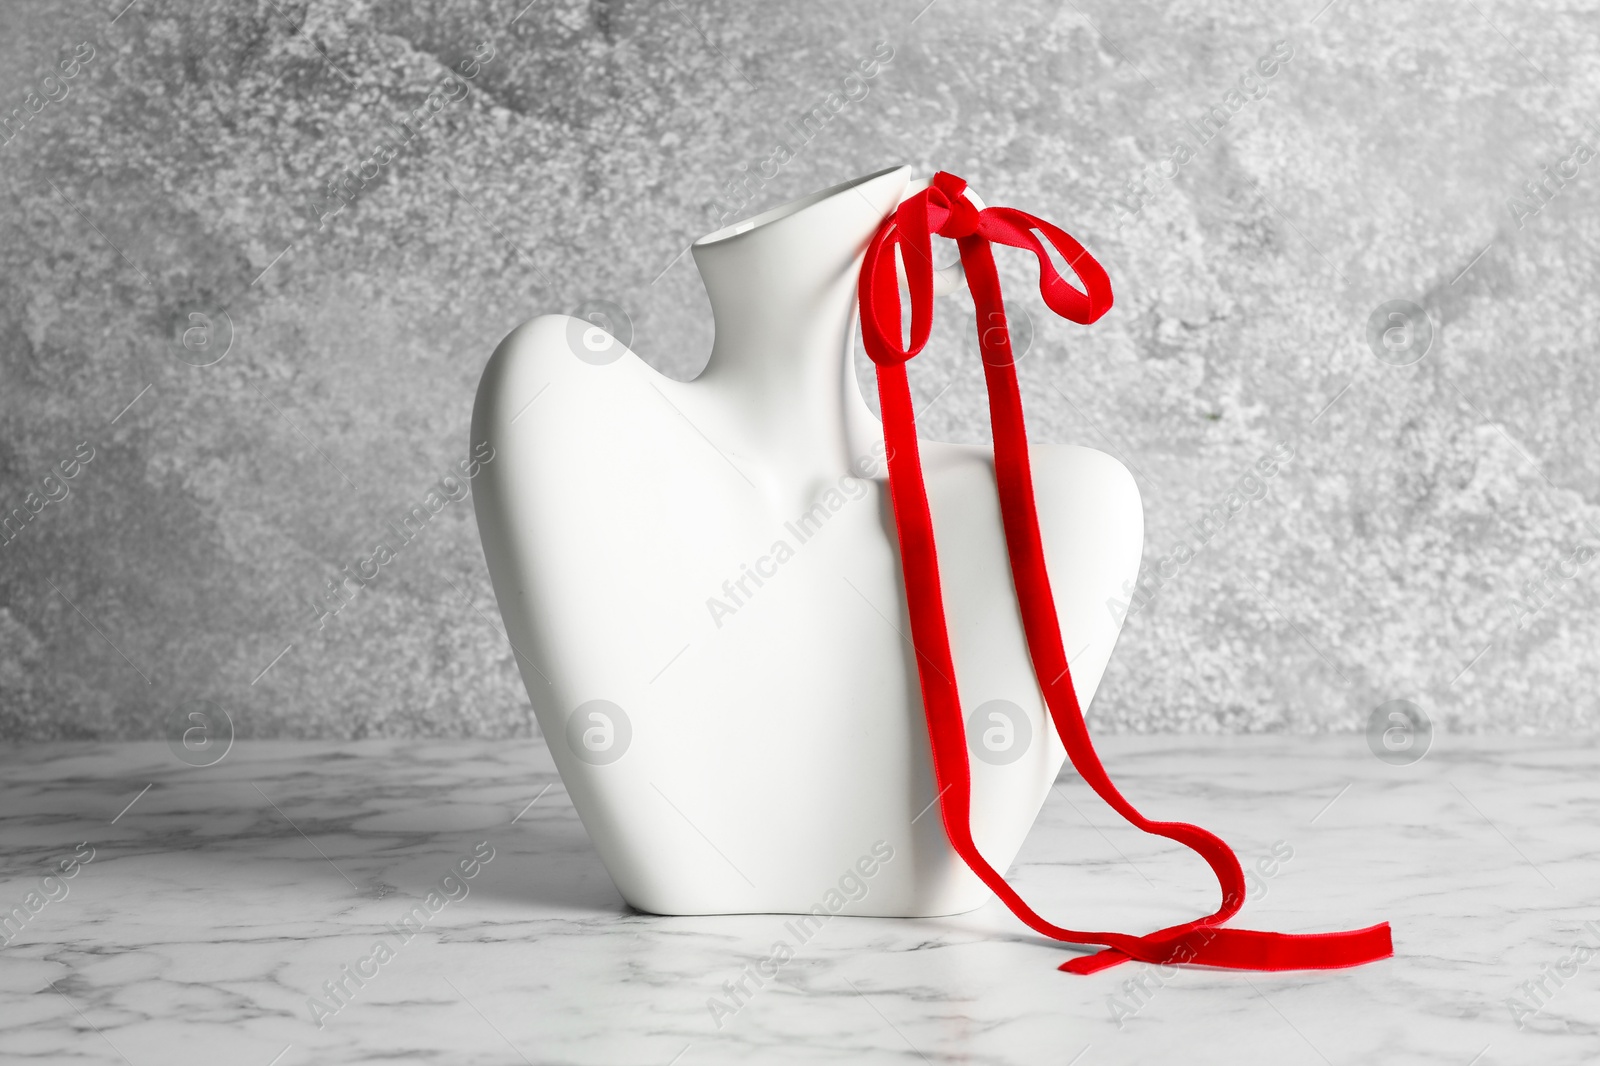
[974,208,1113,326]
[857,171,1392,977]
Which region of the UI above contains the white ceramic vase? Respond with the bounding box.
[471,165,1143,916]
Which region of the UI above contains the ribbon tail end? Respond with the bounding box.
[1058,949,1132,976]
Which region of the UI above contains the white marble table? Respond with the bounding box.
[1,736,1595,1065]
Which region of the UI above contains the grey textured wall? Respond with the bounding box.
[1,0,1596,740]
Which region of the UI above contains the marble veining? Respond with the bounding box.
[1,736,1597,1064]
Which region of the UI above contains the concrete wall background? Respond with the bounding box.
[2,0,1596,740]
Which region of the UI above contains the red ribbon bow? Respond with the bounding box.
[858,172,1392,975]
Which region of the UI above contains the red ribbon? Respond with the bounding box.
[858,172,1392,975]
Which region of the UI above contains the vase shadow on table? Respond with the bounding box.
[164,794,633,916]
[348,799,634,915]
[465,814,635,915]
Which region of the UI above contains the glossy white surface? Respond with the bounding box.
[2,736,1594,1065]
[470,165,1143,916]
